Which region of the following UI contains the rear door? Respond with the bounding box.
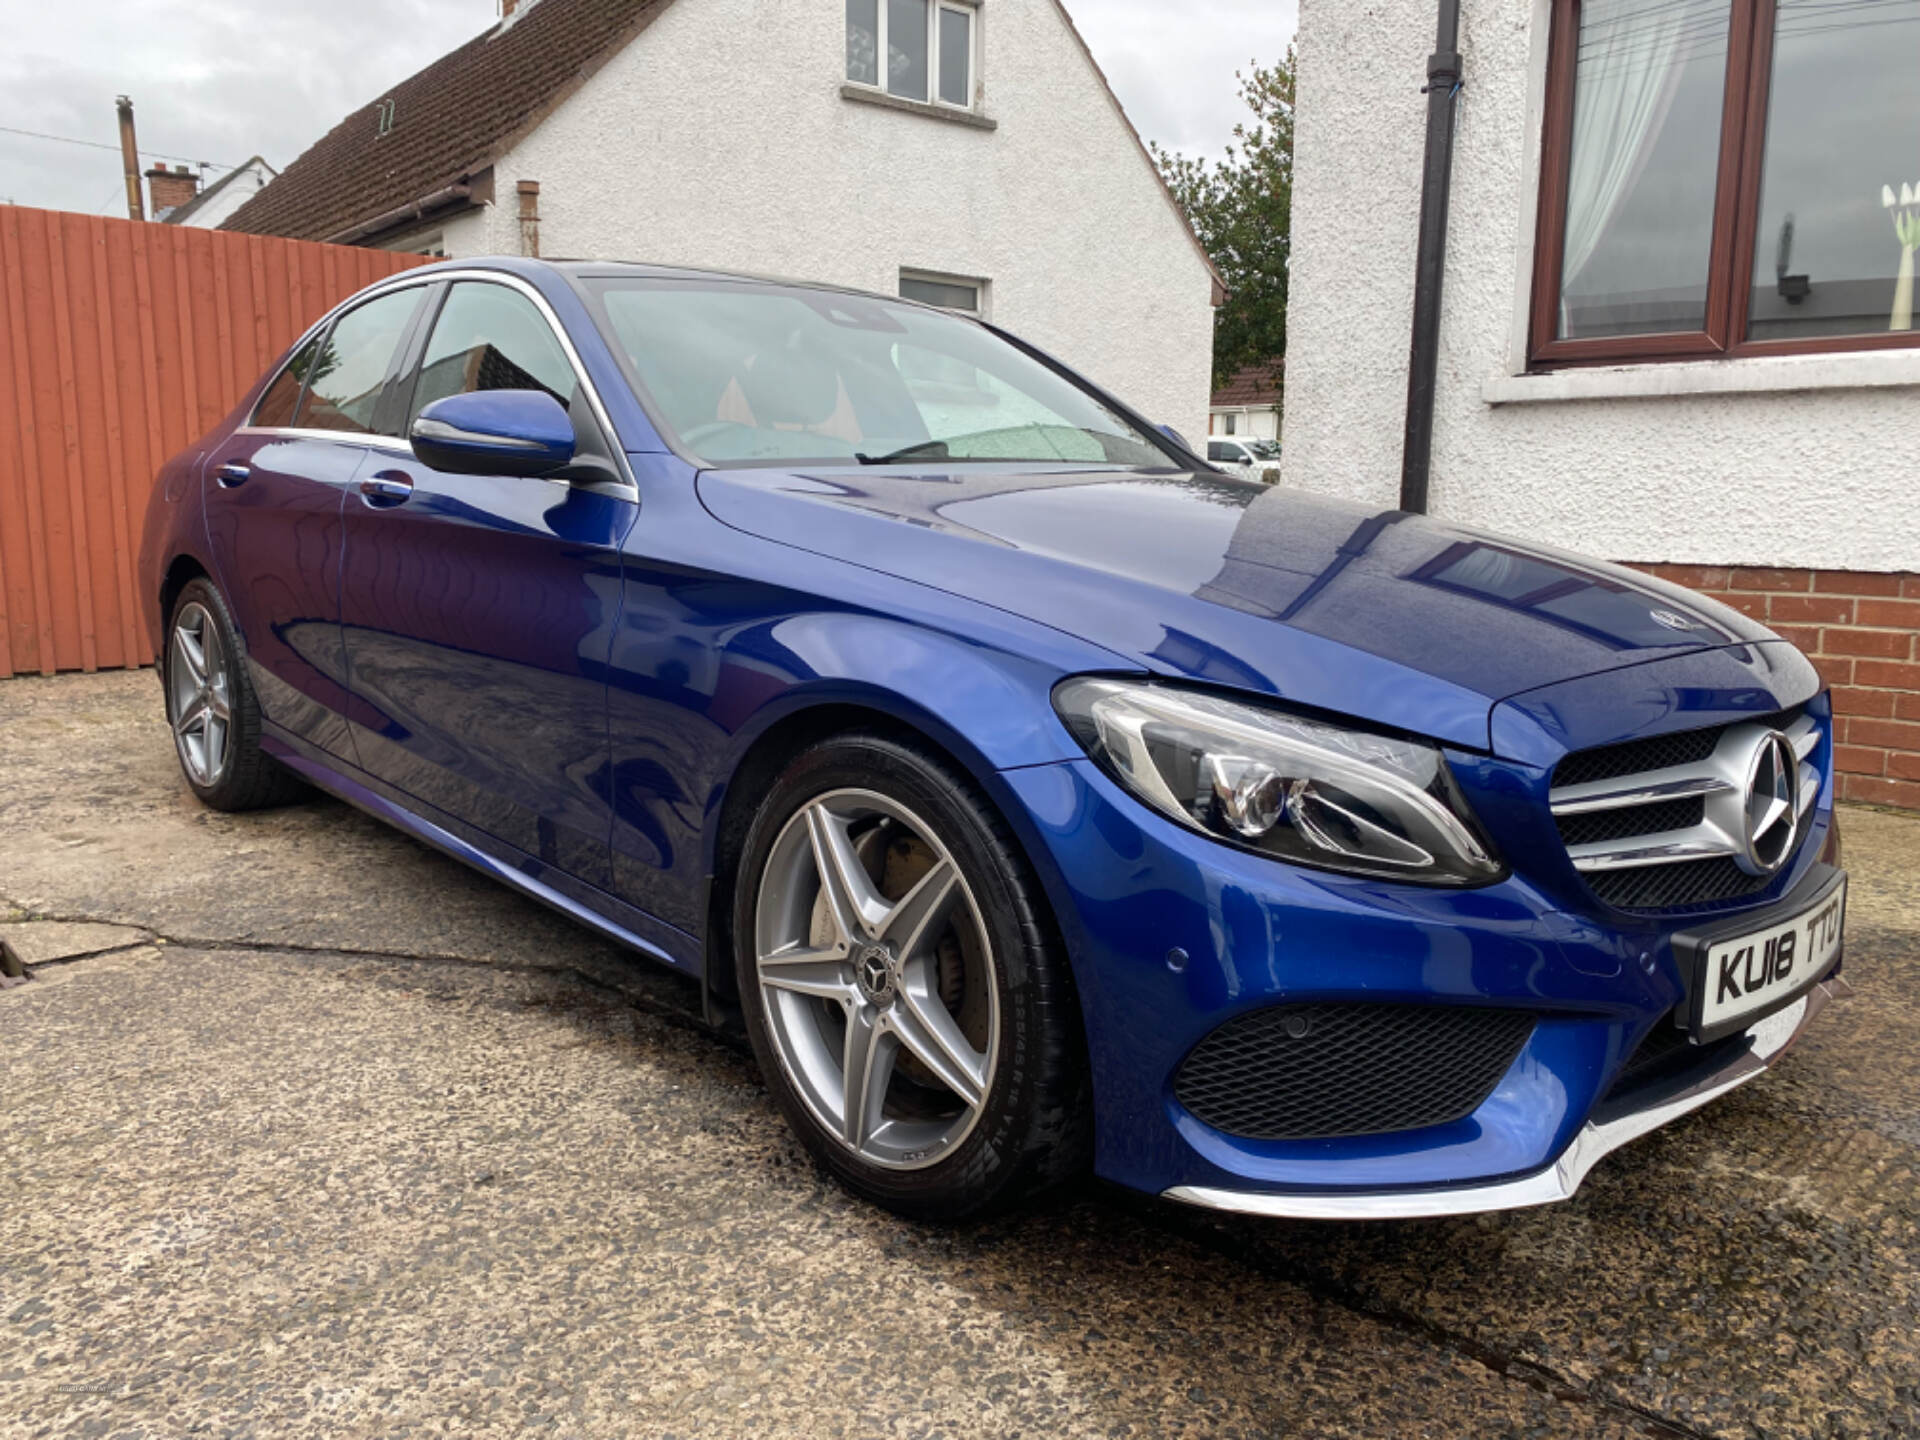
[338,277,636,890]
[204,284,428,758]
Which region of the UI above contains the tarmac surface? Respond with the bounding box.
[2,670,1916,1439]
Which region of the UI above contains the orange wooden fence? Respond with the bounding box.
[0,205,430,679]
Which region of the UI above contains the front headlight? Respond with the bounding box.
[1053,678,1504,887]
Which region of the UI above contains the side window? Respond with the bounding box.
[294,288,423,435]
[252,335,322,428]
[409,282,578,425]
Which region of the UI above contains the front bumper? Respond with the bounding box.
[1167,973,1851,1219]
[998,756,1845,1214]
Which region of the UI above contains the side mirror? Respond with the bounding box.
[410,389,576,478]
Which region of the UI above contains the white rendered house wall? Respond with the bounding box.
[1279,0,1920,572]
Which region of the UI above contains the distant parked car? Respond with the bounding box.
[141,259,1847,1224]
[1207,437,1280,482]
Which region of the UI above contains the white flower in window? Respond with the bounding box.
[1887,180,1920,332]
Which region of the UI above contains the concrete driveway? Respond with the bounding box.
[4,671,1917,1440]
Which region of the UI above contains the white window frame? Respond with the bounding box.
[849,0,979,112]
[899,268,988,318]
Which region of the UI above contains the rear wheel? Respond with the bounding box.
[734,734,1089,1220]
[164,578,306,812]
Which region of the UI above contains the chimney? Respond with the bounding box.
[502,0,518,16]
[145,163,199,217]
[115,96,143,221]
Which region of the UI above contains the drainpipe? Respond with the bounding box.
[115,96,144,222]
[1398,0,1463,515]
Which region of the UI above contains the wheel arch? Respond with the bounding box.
[697,682,1095,1065]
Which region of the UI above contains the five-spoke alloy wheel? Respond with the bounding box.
[163,578,305,812]
[168,600,233,789]
[754,788,1000,1169]
[736,734,1089,1220]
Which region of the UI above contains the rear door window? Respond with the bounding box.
[293,288,425,435]
[252,335,322,428]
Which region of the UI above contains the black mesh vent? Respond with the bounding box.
[1173,1003,1537,1141]
[1610,1022,1693,1091]
[1556,795,1705,847]
[1604,1022,1747,1105]
[1586,856,1773,911]
[1552,726,1724,788]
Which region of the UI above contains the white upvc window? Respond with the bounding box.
[899,268,986,316]
[847,0,977,110]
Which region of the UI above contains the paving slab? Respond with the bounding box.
[3,669,1918,1439]
[0,919,153,968]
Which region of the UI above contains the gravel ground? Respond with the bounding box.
[3,670,1916,1440]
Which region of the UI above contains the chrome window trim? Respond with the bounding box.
[245,268,638,499]
[233,426,415,454]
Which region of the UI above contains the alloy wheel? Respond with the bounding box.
[753,788,1001,1170]
[168,601,232,787]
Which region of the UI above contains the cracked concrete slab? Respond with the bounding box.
[3,669,1918,1439]
[0,919,154,968]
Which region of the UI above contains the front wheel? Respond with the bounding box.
[734,734,1089,1221]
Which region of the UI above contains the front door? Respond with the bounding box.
[203,284,427,758]
[339,278,635,891]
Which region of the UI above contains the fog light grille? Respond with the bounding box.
[1173,1003,1536,1142]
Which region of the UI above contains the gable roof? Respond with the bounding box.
[164,155,277,227]
[1045,0,1226,302]
[223,0,674,243]
[1211,363,1284,408]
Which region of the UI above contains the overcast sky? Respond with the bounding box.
[0,0,1296,218]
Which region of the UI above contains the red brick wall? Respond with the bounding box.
[1635,565,1920,812]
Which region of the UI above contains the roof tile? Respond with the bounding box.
[224,0,673,242]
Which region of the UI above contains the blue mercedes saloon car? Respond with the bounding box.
[139,259,1848,1221]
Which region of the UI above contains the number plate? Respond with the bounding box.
[1681,870,1845,1042]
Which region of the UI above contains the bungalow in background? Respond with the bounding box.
[222,0,1223,437]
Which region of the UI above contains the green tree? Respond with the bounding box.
[1153,51,1295,396]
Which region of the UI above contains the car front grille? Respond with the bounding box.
[1172,1003,1536,1141]
[1549,706,1821,915]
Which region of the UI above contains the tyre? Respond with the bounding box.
[163,578,307,812]
[734,733,1090,1221]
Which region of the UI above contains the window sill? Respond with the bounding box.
[1483,347,1920,405]
[839,83,997,131]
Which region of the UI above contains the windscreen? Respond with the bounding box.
[587,278,1173,470]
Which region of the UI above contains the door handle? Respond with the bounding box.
[214,461,252,488]
[358,472,415,508]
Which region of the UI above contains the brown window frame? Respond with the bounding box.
[1530,0,1920,368]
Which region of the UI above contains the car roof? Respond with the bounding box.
[392,255,959,320]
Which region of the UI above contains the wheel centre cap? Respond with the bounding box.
[855,944,896,1004]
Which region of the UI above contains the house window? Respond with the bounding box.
[900,270,984,315]
[1223,412,1237,436]
[1532,0,1920,365]
[847,0,975,108]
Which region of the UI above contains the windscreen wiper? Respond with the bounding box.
[854,441,951,465]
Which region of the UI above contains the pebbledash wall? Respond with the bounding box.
[1281,0,1920,810]
[379,0,1218,440]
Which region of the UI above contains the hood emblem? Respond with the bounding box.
[1649,608,1697,633]
[1738,730,1800,876]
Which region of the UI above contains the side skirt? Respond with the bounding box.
[260,728,703,979]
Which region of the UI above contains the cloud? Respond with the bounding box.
[0,0,1295,217]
